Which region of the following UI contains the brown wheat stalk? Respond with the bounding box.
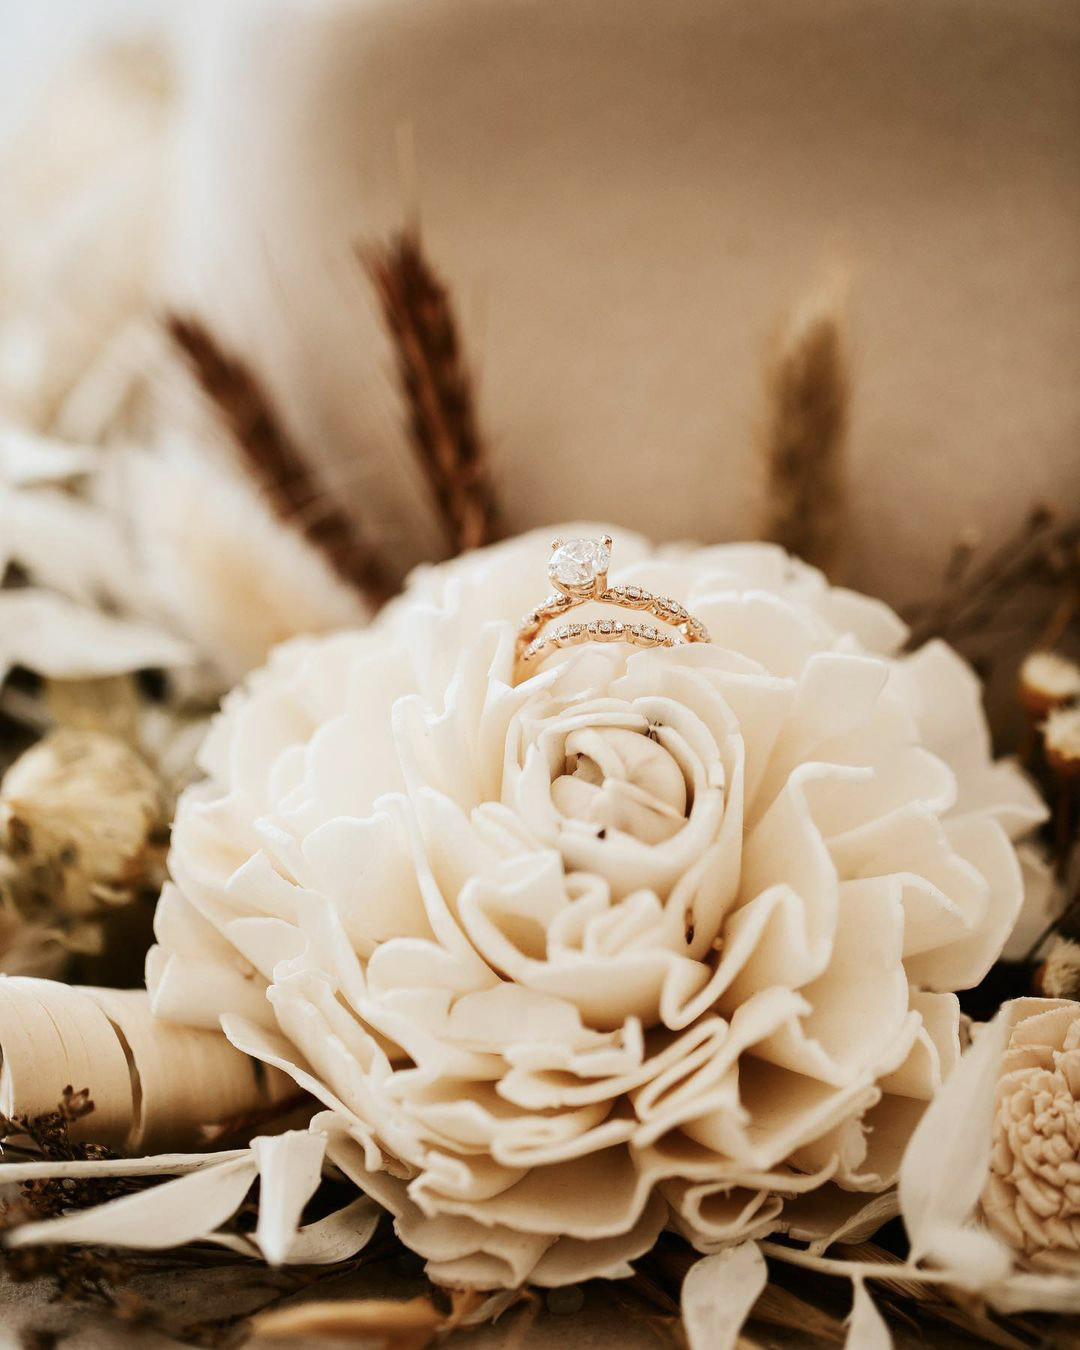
[757,287,850,577]
[362,230,500,555]
[166,315,395,606]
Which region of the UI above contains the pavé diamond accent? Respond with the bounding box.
[514,535,711,681]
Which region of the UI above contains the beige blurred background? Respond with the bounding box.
[4,0,1080,606]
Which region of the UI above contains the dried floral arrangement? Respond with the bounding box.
[2,47,1080,1350]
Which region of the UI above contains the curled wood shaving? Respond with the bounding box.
[0,978,294,1152]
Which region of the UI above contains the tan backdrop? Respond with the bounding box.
[163,0,1080,605]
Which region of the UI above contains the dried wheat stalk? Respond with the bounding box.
[363,230,500,555]
[757,286,850,577]
[166,316,395,606]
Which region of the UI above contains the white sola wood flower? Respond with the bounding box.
[147,525,1044,1287]
[983,999,1080,1274]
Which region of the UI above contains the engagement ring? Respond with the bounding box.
[513,535,711,683]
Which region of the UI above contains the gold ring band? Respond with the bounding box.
[513,536,711,683]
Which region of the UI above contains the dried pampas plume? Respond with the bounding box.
[166,315,394,605]
[757,280,850,577]
[363,229,501,555]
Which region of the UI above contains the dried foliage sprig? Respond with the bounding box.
[905,506,1080,652]
[166,316,395,606]
[757,285,850,578]
[363,230,501,555]
[0,1088,139,1303]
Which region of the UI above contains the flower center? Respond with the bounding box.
[550,726,688,845]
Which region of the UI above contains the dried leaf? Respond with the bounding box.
[252,1296,443,1340]
[4,1128,379,1271]
[986,1270,1080,1315]
[681,1242,767,1350]
[845,1281,892,1349]
[252,1131,328,1265]
[277,1194,381,1266]
[6,1154,258,1250]
[807,1193,900,1256]
[897,1009,1013,1282]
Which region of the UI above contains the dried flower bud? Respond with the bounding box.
[1037,937,1080,1000]
[0,730,165,921]
[1043,706,1080,778]
[1019,651,1080,718]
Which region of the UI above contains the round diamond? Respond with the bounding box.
[549,537,610,590]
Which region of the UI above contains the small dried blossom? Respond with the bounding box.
[1019,651,1080,718]
[1039,937,1080,1001]
[1043,707,1080,777]
[0,1089,137,1303]
[0,730,165,934]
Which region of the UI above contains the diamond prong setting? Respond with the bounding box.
[515,535,711,683]
[547,537,612,598]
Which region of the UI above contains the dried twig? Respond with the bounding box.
[198,1091,313,1150]
[166,315,394,606]
[905,506,1080,651]
[0,1088,142,1304]
[757,284,850,577]
[363,230,500,555]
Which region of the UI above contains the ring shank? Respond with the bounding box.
[513,584,710,682]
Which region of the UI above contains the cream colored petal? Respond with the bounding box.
[253,1131,328,1265]
[7,1156,258,1251]
[898,1011,1011,1267]
[527,1191,668,1286]
[681,1243,767,1350]
[909,817,1023,990]
[845,1280,892,1350]
[894,641,1045,837]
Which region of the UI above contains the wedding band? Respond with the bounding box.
[513,536,710,683]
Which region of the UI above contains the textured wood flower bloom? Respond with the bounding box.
[983,999,1080,1273]
[151,526,1045,1287]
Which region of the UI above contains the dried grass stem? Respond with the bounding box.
[757,289,850,577]
[363,230,500,555]
[166,315,394,606]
